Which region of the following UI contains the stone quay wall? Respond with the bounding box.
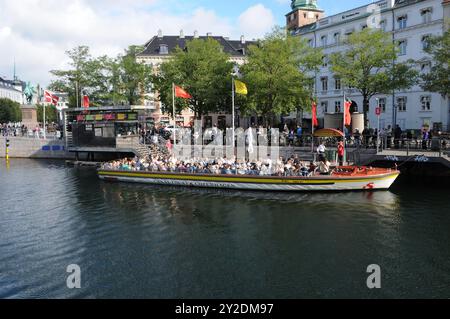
[0,137,74,159]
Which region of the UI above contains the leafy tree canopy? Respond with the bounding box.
[240,27,322,124]
[0,98,22,123]
[330,28,418,125]
[152,38,234,119]
[420,29,450,97]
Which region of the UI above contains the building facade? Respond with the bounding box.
[0,77,23,104]
[288,0,449,132]
[136,30,255,129]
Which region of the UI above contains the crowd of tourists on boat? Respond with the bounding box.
[101,153,334,177]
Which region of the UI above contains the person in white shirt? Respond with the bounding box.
[317,142,326,161]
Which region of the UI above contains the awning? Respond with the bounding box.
[314,128,344,137]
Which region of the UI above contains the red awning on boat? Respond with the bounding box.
[314,128,344,138]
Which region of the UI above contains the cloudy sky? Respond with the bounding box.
[0,0,369,87]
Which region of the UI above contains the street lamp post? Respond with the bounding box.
[376,98,380,154]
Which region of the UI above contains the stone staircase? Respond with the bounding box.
[133,135,171,159]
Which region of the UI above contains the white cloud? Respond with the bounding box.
[0,0,276,87]
[238,4,276,40]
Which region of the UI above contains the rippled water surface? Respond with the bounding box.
[0,159,449,299]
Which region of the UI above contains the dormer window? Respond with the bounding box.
[159,44,169,55]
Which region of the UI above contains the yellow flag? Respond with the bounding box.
[234,80,248,95]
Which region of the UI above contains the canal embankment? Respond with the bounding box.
[0,137,74,159]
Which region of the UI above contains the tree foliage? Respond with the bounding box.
[152,38,234,118]
[0,98,22,123]
[49,45,153,107]
[330,28,418,125]
[240,27,322,124]
[36,104,58,124]
[420,29,450,97]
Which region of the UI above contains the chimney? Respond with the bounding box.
[157,29,163,38]
[179,29,185,39]
[194,30,199,38]
[240,35,245,44]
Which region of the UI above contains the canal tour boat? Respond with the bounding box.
[97,166,400,192]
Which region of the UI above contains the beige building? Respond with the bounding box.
[136,30,255,129]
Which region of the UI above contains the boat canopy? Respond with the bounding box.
[314,128,344,138]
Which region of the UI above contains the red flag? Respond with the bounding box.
[44,90,59,106]
[312,101,319,127]
[344,99,352,126]
[82,95,90,108]
[175,86,192,99]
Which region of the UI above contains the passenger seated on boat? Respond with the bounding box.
[318,160,331,175]
[308,161,317,176]
[301,165,309,177]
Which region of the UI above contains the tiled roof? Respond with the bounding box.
[0,78,22,93]
[138,35,256,57]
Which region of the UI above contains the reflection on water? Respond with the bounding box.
[0,159,449,299]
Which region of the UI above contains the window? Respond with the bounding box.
[335,77,341,90]
[378,98,386,113]
[345,29,354,37]
[421,96,431,111]
[335,101,341,113]
[322,55,328,67]
[398,40,407,55]
[421,35,431,50]
[321,35,328,47]
[334,32,341,44]
[308,39,314,47]
[361,24,368,30]
[421,61,431,73]
[379,20,387,31]
[397,97,407,112]
[421,8,432,24]
[321,77,328,92]
[159,44,169,54]
[321,101,328,113]
[397,15,407,29]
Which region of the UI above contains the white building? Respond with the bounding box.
[288,0,449,132]
[0,77,23,104]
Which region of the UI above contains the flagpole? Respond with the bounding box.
[232,77,235,154]
[343,91,346,165]
[311,99,315,156]
[172,83,177,150]
[43,89,46,140]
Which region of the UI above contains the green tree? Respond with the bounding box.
[330,28,418,126]
[152,38,234,118]
[0,98,22,123]
[117,45,154,106]
[240,27,322,125]
[36,104,58,124]
[49,46,108,107]
[420,29,450,97]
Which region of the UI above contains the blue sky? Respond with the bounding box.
[149,0,374,25]
[0,0,374,85]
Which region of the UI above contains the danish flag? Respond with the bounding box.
[44,90,59,106]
